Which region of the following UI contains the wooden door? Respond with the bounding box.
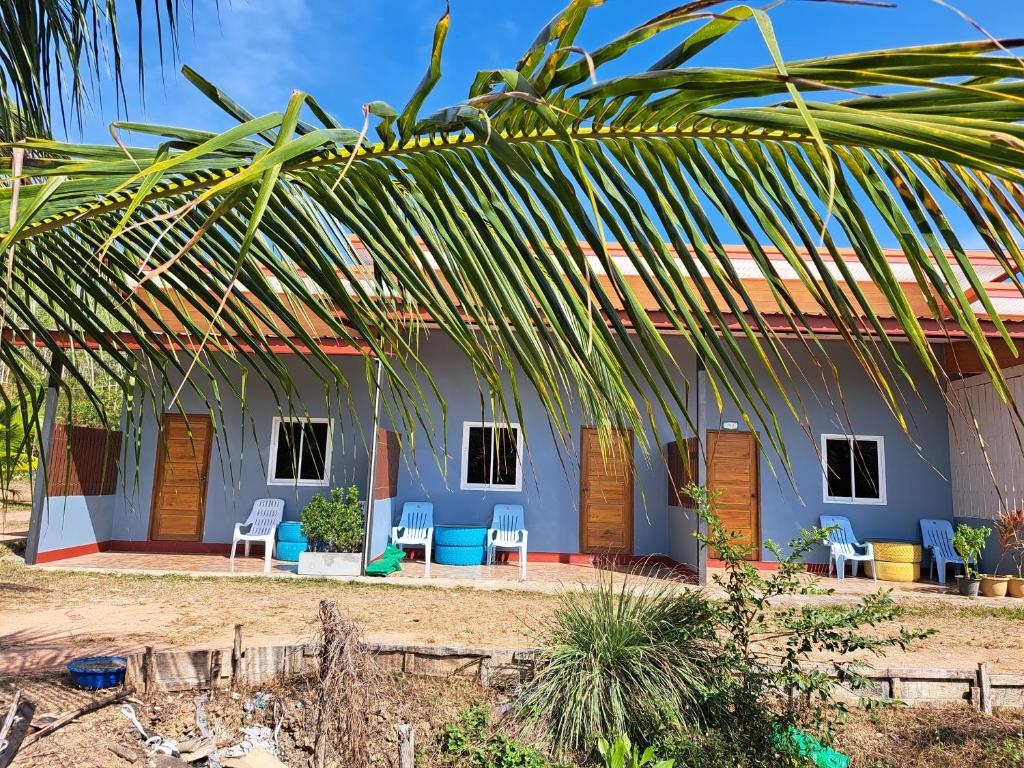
[579,426,634,554]
[706,430,760,559]
[149,414,213,542]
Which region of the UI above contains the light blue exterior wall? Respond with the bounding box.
[111,354,375,544]
[40,334,951,567]
[710,340,953,564]
[36,495,114,554]
[379,334,699,558]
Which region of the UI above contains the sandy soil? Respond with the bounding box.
[3,550,1024,678]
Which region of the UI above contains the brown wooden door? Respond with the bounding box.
[149,414,213,542]
[579,426,634,554]
[706,429,760,559]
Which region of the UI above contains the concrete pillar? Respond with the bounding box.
[24,362,62,565]
[696,355,708,586]
[360,356,385,574]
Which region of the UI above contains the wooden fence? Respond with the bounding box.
[122,631,1021,713]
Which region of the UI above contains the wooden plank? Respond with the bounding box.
[979,662,993,715]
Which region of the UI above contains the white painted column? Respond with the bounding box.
[360,356,385,574]
[24,362,62,565]
[696,355,709,586]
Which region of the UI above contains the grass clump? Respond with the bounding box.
[518,575,716,756]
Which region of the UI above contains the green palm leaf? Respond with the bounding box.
[2,1,1023,471]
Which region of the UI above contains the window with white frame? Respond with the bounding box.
[821,434,885,504]
[268,417,332,486]
[460,422,522,491]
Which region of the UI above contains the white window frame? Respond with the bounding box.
[821,433,886,505]
[267,416,333,487]
[460,421,523,492]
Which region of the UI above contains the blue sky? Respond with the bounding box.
[76,0,1024,144]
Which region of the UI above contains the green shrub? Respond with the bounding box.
[439,702,550,768]
[597,735,673,768]
[300,485,364,552]
[517,575,716,756]
[953,523,990,579]
[687,483,930,763]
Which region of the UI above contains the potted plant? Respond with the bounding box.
[995,509,1024,598]
[297,486,365,576]
[952,523,990,597]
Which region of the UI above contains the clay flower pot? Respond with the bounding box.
[980,574,1010,598]
[1008,577,1024,598]
[957,575,981,597]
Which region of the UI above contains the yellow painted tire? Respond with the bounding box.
[869,541,922,564]
[866,560,921,582]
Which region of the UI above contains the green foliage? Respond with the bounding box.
[0,400,38,488]
[518,574,715,756]
[685,484,930,764]
[597,735,673,768]
[953,523,991,580]
[300,486,364,553]
[439,702,551,768]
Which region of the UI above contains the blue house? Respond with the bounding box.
[23,242,1024,583]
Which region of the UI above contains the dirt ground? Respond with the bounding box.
[1,669,493,767]
[4,670,1024,767]
[4,547,1024,679]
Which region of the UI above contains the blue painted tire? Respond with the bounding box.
[275,541,307,562]
[434,544,485,566]
[434,527,487,547]
[277,521,307,543]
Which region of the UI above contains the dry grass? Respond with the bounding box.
[836,704,1024,767]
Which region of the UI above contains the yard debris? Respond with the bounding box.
[0,690,20,754]
[105,740,139,763]
[122,702,181,757]
[21,686,134,747]
[308,599,401,768]
[221,746,287,768]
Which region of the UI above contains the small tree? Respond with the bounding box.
[952,523,990,579]
[685,484,929,759]
[301,486,364,553]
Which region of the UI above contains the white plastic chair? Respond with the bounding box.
[392,501,434,577]
[230,498,285,574]
[819,515,876,582]
[486,504,529,580]
[921,518,972,585]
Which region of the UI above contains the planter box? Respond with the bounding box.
[298,551,361,577]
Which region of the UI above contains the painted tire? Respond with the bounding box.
[866,560,920,582]
[277,521,307,544]
[870,541,921,564]
[275,541,308,562]
[434,544,486,566]
[434,527,487,547]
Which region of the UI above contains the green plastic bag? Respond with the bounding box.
[776,727,849,768]
[365,544,406,577]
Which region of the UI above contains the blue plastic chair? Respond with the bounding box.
[921,519,971,584]
[819,515,876,582]
[487,504,528,580]
[392,502,435,576]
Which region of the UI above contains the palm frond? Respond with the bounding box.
[2,1,1023,470]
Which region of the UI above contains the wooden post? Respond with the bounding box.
[231,624,243,688]
[978,662,993,715]
[143,646,156,695]
[209,649,223,690]
[397,724,415,768]
[889,677,902,701]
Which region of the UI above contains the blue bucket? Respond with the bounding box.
[67,656,127,690]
